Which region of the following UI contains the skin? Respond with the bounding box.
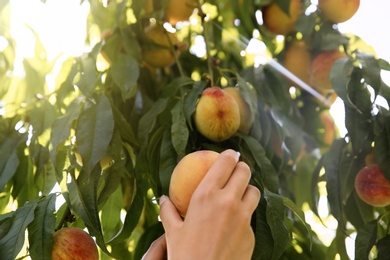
[143,149,261,260]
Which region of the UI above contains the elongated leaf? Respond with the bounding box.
[27,194,56,260]
[253,197,274,260]
[159,128,177,195]
[0,133,26,192]
[183,81,207,130]
[354,220,377,260]
[264,190,290,260]
[76,54,97,97]
[111,104,138,147]
[50,99,82,163]
[67,165,109,255]
[377,234,390,260]
[356,52,382,94]
[111,53,139,101]
[0,201,38,260]
[101,185,122,233]
[76,95,114,174]
[29,99,56,142]
[171,100,189,159]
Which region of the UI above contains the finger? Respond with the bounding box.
[198,149,240,190]
[159,195,183,232]
[224,161,251,197]
[242,185,261,212]
[142,234,167,260]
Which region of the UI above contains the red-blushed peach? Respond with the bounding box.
[52,227,99,260]
[169,150,220,216]
[318,0,360,24]
[309,49,347,106]
[262,0,302,35]
[223,87,254,133]
[194,87,241,142]
[355,164,390,207]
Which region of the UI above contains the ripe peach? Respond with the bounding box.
[283,41,311,86]
[142,25,186,68]
[223,87,254,133]
[262,0,302,35]
[169,150,220,216]
[194,87,241,142]
[164,0,198,25]
[355,164,390,207]
[318,0,360,24]
[309,49,347,105]
[52,227,99,260]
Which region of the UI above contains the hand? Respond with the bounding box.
[141,234,167,260]
[159,149,261,260]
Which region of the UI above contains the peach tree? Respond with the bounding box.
[1,0,390,259]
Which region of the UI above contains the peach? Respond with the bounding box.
[223,87,254,133]
[194,87,240,142]
[355,164,390,207]
[309,49,347,105]
[262,0,302,35]
[164,0,198,25]
[283,41,311,86]
[52,227,99,260]
[318,0,360,24]
[169,150,220,216]
[142,25,186,68]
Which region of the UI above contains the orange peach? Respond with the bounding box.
[169,150,220,216]
[52,227,99,260]
[318,0,360,24]
[223,87,254,133]
[309,49,347,105]
[142,25,186,68]
[283,41,311,86]
[319,110,338,146]
[164,0,198,25]
[355,164,390,207]
[262,0,302,35]
[194,87,241,142]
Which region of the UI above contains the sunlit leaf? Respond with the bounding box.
[0,200,37,260]
[111,53,139,101]
[27,194,56,260]
[171,100,189,159]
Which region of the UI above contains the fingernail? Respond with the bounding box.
[236,151,241,160]
[159,195,167,206]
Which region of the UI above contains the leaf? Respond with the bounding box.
[331,58,354,107]
[183,81,207,130]
[0,200,38,260]
[133,222,164,260]
[354,220,377,260]
[76,95,114,174]
[111,104,139,147]
[75,54,97,97]
[0,133,26,192]
[67,166,109,255]
[374,109,390,180]
[324,139,347,230]
[377,234,390,260]
[29,99,57,142]
[264,190,290,260]
[356,52,382,94]
[50,99,82,165]
[253,197,274,260]
[159,128,177,195]
[27,194,56,260]
[171,100,189,159]
[101,185,123,234]
[111,53,139,101]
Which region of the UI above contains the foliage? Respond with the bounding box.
[1,0,390,259]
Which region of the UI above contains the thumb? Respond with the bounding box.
[159,195,183,231]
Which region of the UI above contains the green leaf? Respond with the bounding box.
[0,133,26,192]
[29,99,57,142]
[76,54,97,97]
[253,197,274,260]
[377,234,390,260]
[171,100,189,159]
[27,194,56,260]
[76,95,114,174]
[67,166,109,255]
[111,53,139,101]
[159,128,177,195]
[183,81,207,130]
[0,200,38,260]
[101,185,122,233]
[133,222,164,260]
[263,190,290,260]
[354,220,377,260]
[111,104,139,147]
[356,52,382,94]
[331,58,354,107]
[374,109,390,180]
[50,99,82,165]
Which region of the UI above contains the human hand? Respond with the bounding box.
[159,149,261,260]
[141,234,167,260]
